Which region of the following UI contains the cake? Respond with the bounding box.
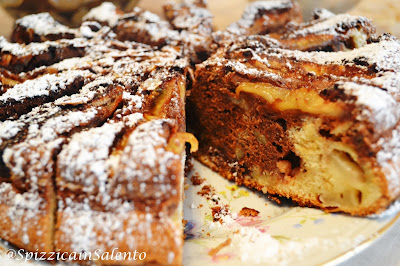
[0,2,200,264]
[0,0,400,264]
[189,3,400,216]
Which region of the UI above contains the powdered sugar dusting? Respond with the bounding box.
[240,0,292,28]
[39,57,93,72]
[54,76,112,106]
[0,2,188,262]
[3,138,64,181]
[0,120,24,146]
[38,107,98,142]
[375,125,400,197]
[312,8,335,20]
[115,119,179,186]
[57,199,181,260]
[276,37,400,71]
[0,182,46,248]
[0,71,84,103]
[207,57,281,80]
[122,92,143,109]
[0,182,44,220]
[58,121,125,194]
[230,227,366,264]
[339,81,400,132]
[119,8,180,45]
[0,103,61,144]
[0,37,87,57]
[55,118,181,258]
[368,71,400,101]
[140,9,162,23]
[57,112,144,196]
[83,2,119,27]
[2,105,99,181]
[227,0,293,35]
[286,14,371,38]
[165,0,213,36]
[225,35,400,74]
[0,36,50,57]
[15,12,76,37]
[57,200,139,252]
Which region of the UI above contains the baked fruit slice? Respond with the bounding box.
[189,34,400,216]
[0,3,199,264]
[217,1,376,52]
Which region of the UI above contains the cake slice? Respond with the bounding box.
[214,2,376,59]
[189,34,400,216]
[0,5,197,265]
[0,74,121,255]
[12,12,78,44]
[84,1,215,65]
[55,117,187,265]
[0,36,87,73]
[54,53,192,265]
[225,0,303,36]
[269,10,376,51]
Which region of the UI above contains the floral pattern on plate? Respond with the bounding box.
[183,160,400,265]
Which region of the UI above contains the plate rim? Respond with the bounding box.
[325,210,400,265]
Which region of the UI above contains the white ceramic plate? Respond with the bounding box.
[183,160,400,265]
[0,161,399,265]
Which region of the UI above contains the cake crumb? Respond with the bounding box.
[239,207,260,217]
[184,155,194,176]
[197,185,214,198]
[207,238,232,257]
[268,195,282,204]
[191,172,204,185]
[211,205,230,222]
[277,160,291,175]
